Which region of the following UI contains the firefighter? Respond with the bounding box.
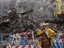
[37,22,56,48]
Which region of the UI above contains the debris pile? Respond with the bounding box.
[0,8,39,34]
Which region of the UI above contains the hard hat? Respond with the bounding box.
[40,22,46,26]
[40,22,49,27]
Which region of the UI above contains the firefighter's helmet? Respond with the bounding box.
[40,22,49,27]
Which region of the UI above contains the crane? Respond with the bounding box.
[45,0,64,25]
[53,0,64,20]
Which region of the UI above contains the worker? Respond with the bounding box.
[37,22,56,48]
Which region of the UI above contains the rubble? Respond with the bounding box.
[0,8,39,34]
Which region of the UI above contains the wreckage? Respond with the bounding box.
[0,8,38,34]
